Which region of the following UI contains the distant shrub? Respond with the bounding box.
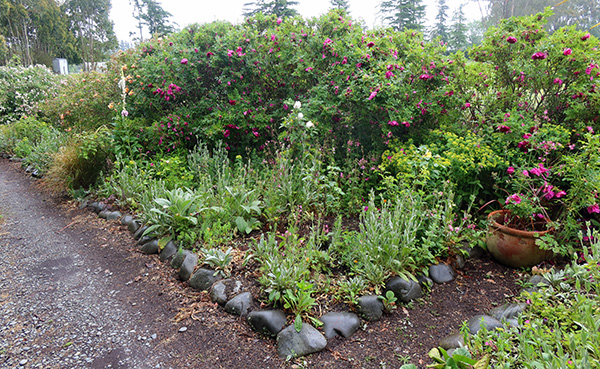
[0,65,59,124]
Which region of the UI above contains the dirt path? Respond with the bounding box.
[0,159,521,368]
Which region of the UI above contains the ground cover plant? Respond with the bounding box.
[0,8,599,366]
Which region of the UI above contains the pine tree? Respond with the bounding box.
[243,0,299,18]
[379,0,426,32]
[430,0,449,42]
[130,0,176,41]
[330,0,350,13]
[448,4,468,51]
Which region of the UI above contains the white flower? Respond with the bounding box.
[293,101,302,110]
[306,121,314,128]
[297,112,304,119]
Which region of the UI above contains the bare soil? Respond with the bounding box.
[0,159,522,368]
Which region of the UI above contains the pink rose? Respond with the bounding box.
[563,48,572,56]
[506,36,517,44]
[507,166,515,175]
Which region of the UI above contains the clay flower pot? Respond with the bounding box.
[486,210,553,268]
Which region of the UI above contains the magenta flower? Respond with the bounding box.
[582,33,591,41]
[224,129,230,138]
[367,90,378,100]
[206,51,214,57]
[563,48,572,56]
[498,125,511,133]
[323,38,333,46]
[277,17,282,25]
[553,78,563,85]
[385,71,395,79]
[229,100,236,105]
[555,190,566,198]
[227,49,234,57]
[388,120,399,126]
[522,170,529,177]
[587,204,600,214]
[506,36,517,44]
[532,52,548,60]
[462,102,471,110]
[506,194,522,205]
[507,166,515,175]
[401,121,410,127]
[305,67,313,71]
[367,41,375,48]
[419,74,431,80]
[181,58,188,65]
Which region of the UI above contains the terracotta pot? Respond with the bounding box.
[486,210,553,268]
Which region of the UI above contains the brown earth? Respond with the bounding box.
[0,159,523,368]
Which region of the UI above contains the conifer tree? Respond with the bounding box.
[379,0,426,32]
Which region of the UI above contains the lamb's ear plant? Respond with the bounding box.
[201,247,234,277]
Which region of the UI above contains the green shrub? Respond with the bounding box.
[43,127,111,193]
[0,65,59,124]
[39,72,119,131]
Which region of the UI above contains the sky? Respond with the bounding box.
[110,0,484,43]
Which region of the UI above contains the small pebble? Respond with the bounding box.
[178,326,187,332]
[19,359,28,366]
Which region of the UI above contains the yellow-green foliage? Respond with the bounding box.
[380,129,505,200]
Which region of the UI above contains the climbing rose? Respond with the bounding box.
[293,101,302,110]
[276,17,282,25]
[367,90,378,100]
[563,48,572,56]
[229,100,236,105]
[506,36,517,44]
[554,78,563,85]
[181,58,188,65]
[367,41,375,47]
[306,121,314,128]
[507,166,515,175]
[532,52,548,60]
[498,125,511,133]
[506,194,522,205]
[587,204,600,214]
[582,33,591,41]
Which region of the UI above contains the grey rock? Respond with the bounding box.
[416,274,433,289]
[466,245,485,259]
[319,312,360,339]
[140,239,159,255]
[385,276,422,303]
[120,214,133,225]
[467,315,503,335]
[98,210,110,219]
[210,279,242,305]
[106,211,122,220]
[524,275,550,293]
[170,250,193,269]
[133,226,148,241]
[179,252,199,281]
[136,235,153,246]
[506,318,519,328]
[247,310,287,337]
[453,255,466,270]
[429,264,457,284]
[159,240,178,262]
[276,323,327,358]
[490,303,526,321]
[224,292,253,316]
[127,219,141,233]
[439,332,464,350]
[357,295,384,321]
[189,268,222,291]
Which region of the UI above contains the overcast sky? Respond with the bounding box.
[110,0,483,43]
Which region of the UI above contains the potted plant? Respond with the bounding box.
[487,132,600,268]
[486,163,559,268]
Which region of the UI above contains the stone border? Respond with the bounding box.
[88,201,518,360]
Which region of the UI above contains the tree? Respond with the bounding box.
[0,0,76,66]
[430,0,449,42]
[448,4,468,51]
[379,0,426,32]
[243,0,299,18]
[130,0,176,41]
[62,0,117,70]
[481,0,600,39]
[330,0,350,13]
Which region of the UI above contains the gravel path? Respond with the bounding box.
[0,160,286,369]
